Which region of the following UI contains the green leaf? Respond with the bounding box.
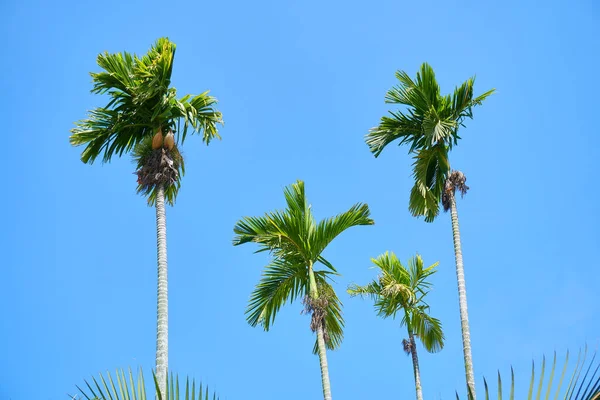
[245,257,308,330]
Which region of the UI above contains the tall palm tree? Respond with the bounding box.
[232,180,374,400]
[365,63,494,398]
[70,38,223,398]
[348,252,444,400]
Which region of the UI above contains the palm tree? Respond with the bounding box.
[365,63,494,398]
[348,252,444,400]
[232,180,374,400]
[70,38,223,398]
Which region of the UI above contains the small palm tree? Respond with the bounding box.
[232,180,374,400]
[365,63,494,398]
[70,38,223,398]
[348,252,444,400]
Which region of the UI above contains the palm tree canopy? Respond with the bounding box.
[348,252,444,353]
[366,63,494,156]
[365,63,494,221]
[233,180,374,351]
[70,37,223,164]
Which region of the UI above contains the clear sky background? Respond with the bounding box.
[1,0,599,399]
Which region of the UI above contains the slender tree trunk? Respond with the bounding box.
[408,333,423,400]
[308,263,333,400]
[449,195,476,399]
[155,184,169,398]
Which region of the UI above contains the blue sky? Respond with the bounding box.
[2,0,599,399]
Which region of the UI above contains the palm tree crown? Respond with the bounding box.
[365,63,494,221]
[348,252,444,353]
[70,37,222,165]
[232,180,374,351]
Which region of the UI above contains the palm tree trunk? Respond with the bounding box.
[408,333,424,400]
[449,195,476,399]
[155,184,169,398]
[308,263,333,400]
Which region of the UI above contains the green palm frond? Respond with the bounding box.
[348,252,444,353]
[70,37,223,164]
[73,368,219,400]
[385,64,440,114]
[232,211,307,261]
[408,143,450,222]
[347,280,383,301]
[409,305,444,353]
[407,254,438,294]
[246,257,308,330]
[312,202,373,259]
[365,111,423,157]
[458,349,600,400]
[233,180,374,263]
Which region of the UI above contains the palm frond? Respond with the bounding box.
[166,91,223,145]
[365,111,423,157]
[245,257,308,330]
[73,368,218,400]
[232,181,312,261]
[92,50,136,96]
[347,280,382,300]
[312,202,374,259]
[459,349,600,400]
[410,306,444,353]
[232,212,307,261]
[407,255,438,293]
[408,143,450,222]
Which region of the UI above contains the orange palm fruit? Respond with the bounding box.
[152,128,163,149]
[164,130,175,150]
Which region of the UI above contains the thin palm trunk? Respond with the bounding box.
[155,184,169,398]
[309,264,333,400]
[407,332,423,400]
[449,195,476,399]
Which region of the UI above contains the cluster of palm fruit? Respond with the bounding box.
[152,127,175,150]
